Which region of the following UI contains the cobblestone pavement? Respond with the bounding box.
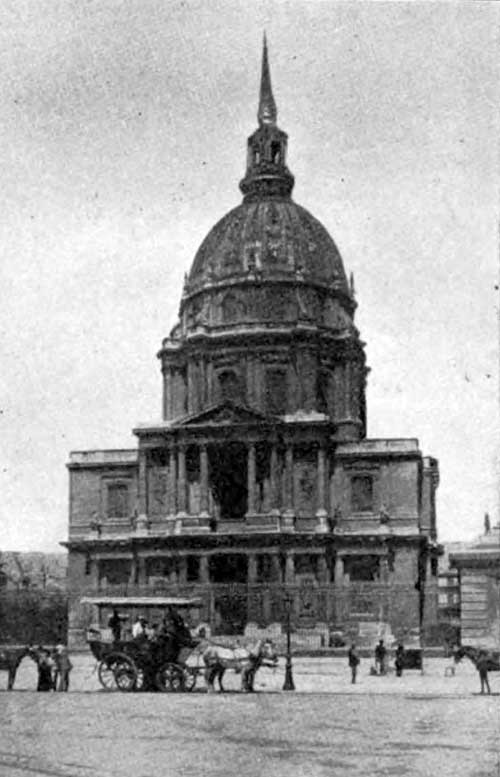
[0,656,498,777]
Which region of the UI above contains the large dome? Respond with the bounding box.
[187,199,350,296]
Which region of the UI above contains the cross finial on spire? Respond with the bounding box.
[258,33,277,126]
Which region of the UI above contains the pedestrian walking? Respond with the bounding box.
[395,643,405,677]
[36,649,54,692]
[108,608,122,643]
[374,640,387,675]
[476,650,491,695]
[54,644,73,691]
[348,644,360,684]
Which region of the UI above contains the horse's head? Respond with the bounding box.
[453,646,465,664]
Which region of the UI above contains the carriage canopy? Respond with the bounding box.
[81,596,203,608]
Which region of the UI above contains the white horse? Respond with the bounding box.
[202,638,278,693]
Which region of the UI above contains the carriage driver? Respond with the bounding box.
[108,609,122,643]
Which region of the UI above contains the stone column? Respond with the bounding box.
[178,556,188,585]
[199,555,210,583]
[248,553,257,584]
[128,555,138,588]
[282,443,295,528]
[334,554,344,586]
[271,553,282,583]
[344,361,352,419]
[90,558,99,592]
[379,555,390,584]
[136,449,148,533]
[199,443,209,517]
[315,444,328,532]
[167,444,177,518]
[163,368,172,421]
[270,444,280,514]
[168,562,178,585]
[351,362,360,421]
[137,556,147,588]
[246,442,256,516]
[176,443,187,516]
[285,551,295,583]
[317,554,329,584]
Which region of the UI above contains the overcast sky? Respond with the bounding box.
[1,0,498,552]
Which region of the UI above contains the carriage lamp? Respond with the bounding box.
[283,593,295,691]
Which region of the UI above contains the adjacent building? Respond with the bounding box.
[64,41,441,648]
[450,523,500,649]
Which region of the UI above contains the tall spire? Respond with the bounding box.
[258,33,277,126]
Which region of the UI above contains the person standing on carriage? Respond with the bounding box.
[108,609,122,643]
[132,615,147,640]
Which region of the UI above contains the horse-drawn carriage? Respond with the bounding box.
[84,596,204,692]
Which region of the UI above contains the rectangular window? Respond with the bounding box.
[265,369,287,415]
[316,370,329,414]
[345,554,380,582]
[107,483,129,519]
[186,556,200,582]
[351,475,373,512]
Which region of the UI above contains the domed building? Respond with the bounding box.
[65,41,441,649]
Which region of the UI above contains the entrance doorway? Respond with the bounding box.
[209,442,247,520]
[210,553,248,635]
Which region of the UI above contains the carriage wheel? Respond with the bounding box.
[98,653,124,691]
[98,659,117,691]
[182,666,197,692]
[155,663,185,693]
[114,655,139,692]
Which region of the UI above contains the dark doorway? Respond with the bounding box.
[209,442,247,520]
[209,554,248,583]
[210,554,248,635]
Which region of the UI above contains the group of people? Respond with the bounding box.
[347,639,407,684]
[108,606,188,645]
[35,644,72,692]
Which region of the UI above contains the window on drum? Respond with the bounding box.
[265,369,287,415]
[218,369,242,403]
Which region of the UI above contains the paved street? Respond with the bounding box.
[0,656,498,777]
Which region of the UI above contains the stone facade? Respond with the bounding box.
[64,41,441,648]
[450,525,500,649]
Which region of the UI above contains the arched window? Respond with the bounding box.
[270,141,281,164]
[265,368,287,415]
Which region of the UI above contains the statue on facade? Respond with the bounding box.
[379,506,390,525]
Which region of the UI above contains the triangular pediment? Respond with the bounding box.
[173,401,278,428]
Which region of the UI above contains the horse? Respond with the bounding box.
[202,638,278,693]
[0,645,35,690]
[453,645,500,671]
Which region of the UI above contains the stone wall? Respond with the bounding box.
[460,570,500,649]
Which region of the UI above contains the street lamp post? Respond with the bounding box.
[283,592,295,691]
